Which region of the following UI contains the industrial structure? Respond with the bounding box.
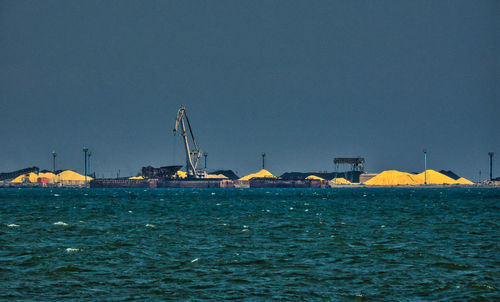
[173,105,206,178]
[2,105,494,188]
[90,105,231,188]
[334,157,365,172]
[0,167,39,181]
[331,157,366,182]
[280,171,363,183]
[141,165,183,179]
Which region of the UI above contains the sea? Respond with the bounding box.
[0,188,499,301]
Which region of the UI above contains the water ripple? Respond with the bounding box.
[0,187,499,300]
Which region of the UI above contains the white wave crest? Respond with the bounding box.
[53,221,68,226]
[7,224,19,227]
[145,224,155,228]
[65,248,81,253]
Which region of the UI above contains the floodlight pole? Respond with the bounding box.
[262,153,266,169]
[204,152,208,169]
[489,152,494,181]
[52,151,57,173]
[423,149,427,185]
[88,151,92,178]
[83,147,88,186]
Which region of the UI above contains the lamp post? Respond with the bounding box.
[203,152,208,169]
[88,151,92,178]
[52,151,57,173]
[262,153,266,170]
[83,147,88,186]
[423,149,427,185]
[489,152,494,181]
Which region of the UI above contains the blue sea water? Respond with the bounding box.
[0,188,499,301]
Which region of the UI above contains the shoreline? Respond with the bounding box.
[1,182,498,189]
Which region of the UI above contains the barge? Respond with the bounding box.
[89,178,154,188]
[90,177,233,188]
[158,179,234,188]
[248,178,329,188]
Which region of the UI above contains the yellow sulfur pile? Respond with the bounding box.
[306,175,325,180]
[11,170,90,184]
[205,174,228,179]
[11,172,39,183]
[58,170,92,181]
[416,170,456,185]
[129,176,144,180]
[38,172,58,183]
[364,170,421,186]
[173,171,187,179]
[455,177,474,185]
[239,169,276,181]
[364,169,474,186]
[172,171,228,179]
[330,177,352,185]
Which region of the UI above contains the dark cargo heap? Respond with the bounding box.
[90,165,234,188]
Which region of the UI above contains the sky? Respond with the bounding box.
[1,0,498,180]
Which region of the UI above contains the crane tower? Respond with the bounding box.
[173,105,206,178]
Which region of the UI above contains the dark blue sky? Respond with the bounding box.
[1,1,498,180]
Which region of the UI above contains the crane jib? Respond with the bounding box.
[184,111,198,150]
[173,106,205,178]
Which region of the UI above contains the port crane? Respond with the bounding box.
[173,105,206,178]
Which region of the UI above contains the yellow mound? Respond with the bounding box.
[10,175,23,183]
[38,172,58,183]
[174,171,187,179]
[11,171,90,183]
[330,177,352,185]
[455,177,474,185]
[239,169,276,181]
[205,174,228,179]
[306,175,325,180]
[364,170,420,186]
[416,170,456,185]
[129,176,144,180]
[58,170,92,181]
[11,172,39,183]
